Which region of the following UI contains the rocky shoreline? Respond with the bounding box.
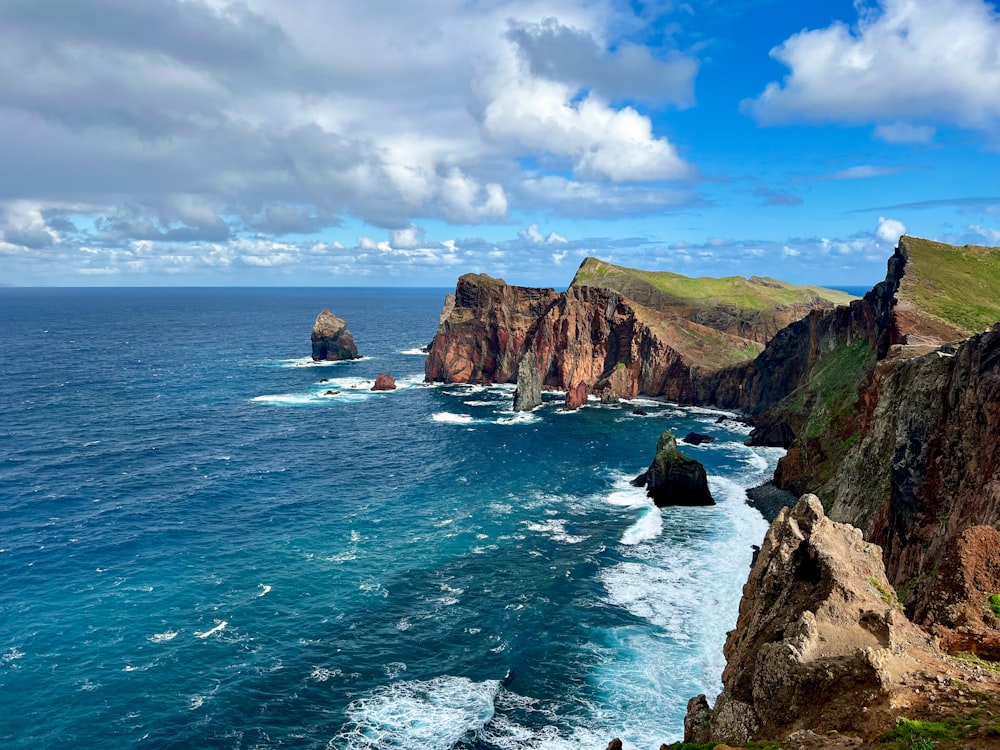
[425,236,1000,748]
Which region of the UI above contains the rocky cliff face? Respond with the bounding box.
[724,238,1000,644]
[424,269,841,402]
[825,325,1000,634]
[686,495,1000,747]
[311,309,360,361]
[424,274,558,384]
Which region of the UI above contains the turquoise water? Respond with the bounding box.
[0,288,779,749]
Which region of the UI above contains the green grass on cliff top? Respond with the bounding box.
[899,236,1000,335]
[571,257,856,310]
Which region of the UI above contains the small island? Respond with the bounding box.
[310,309,360,361]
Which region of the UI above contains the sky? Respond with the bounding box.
[2,0,1000,288]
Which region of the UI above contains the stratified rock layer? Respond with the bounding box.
[632,432,714,507]
[423,274,558,384]
[311,310,360,361]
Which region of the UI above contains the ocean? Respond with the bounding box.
[0,288,781,749]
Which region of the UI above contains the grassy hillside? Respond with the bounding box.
[899,236,1000,335]
[571,257,855,311]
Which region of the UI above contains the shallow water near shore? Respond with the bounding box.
[0,288,779,749]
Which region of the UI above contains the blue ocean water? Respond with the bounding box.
[0,288,780,749]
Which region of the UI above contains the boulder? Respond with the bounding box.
[564,382,588,411]
[512,349,542,412]
[682,431,715,445]
[371,373,396,391]
[311,309,360,361]
[631,432,714,506]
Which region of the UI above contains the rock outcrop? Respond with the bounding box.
[371,373,396,391]
[631,432,714,506]
[687,496,945,745]
[512,350,542,412]
[423,274,558,384]
[311,310,360,361]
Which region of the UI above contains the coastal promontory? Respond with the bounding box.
[423,261,853,404]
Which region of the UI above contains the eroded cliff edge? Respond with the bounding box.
[685,496,1000,747]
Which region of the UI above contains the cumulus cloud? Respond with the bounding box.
[876,216,907,243]
[0,0,698,269]
[745,0,1000,137]
[480,25,691,183]
[504,18,697,107]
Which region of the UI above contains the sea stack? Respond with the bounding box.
[311,309,360,361]
[632,431,714,506]
[512,350,542,412]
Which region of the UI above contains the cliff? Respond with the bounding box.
[424,263,851,401]
[723,238,1000,638]
[685,496,1000,747]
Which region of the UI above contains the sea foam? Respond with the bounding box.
[337,676,501,750]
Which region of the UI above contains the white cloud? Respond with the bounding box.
[746,0,1000,136]
[391,225,425,248]
[480,34,690,182]
[438,169,508,224]
[876,216,907,244]
[874,122,936,144]
[969,224,1000,243]
[822,165,901,180]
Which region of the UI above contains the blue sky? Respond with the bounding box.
[1,0,999,288]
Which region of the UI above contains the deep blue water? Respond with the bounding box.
[0,288,780,749]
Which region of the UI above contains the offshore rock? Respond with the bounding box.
[371,373,396,391]
[688,495,935,745]
[311,309,360,361]
[682,432,715,445]
[632,432,714,507]
[512,349,541,412]
[564,382,588,411]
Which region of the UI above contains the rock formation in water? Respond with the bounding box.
[564,382,588,411]
[631,431,714,506]
[685,495,1000,747]
[681,432,715,445]
[512,349,542,411]
[371,373,396,391]
[311,309,360,361]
